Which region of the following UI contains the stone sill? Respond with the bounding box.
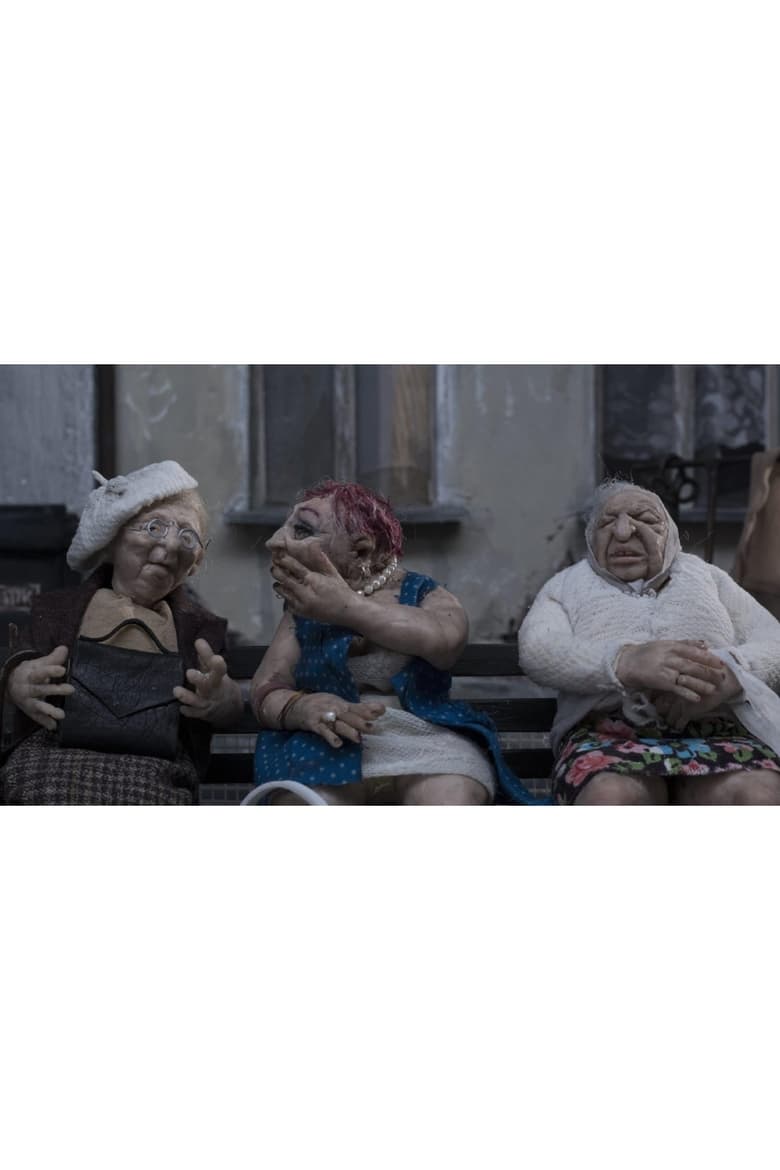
[224,504,468,528]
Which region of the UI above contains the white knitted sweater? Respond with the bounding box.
[517,552,780,754]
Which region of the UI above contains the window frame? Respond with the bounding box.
[225,364,467,529]
[595,364,780,523]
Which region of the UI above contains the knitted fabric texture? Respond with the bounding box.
[255,571,550,804]
[349,646,496,793]
[518,552,780,755]
[67,461,198,573]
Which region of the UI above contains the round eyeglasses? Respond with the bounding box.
[127,518,208,553]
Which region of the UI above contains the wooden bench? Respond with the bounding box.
[201,643,557,804]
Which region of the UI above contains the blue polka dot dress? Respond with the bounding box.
[254,571,551,804]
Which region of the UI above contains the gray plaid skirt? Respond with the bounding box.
[1,729,197,805]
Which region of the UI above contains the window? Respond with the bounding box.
[236,364,460,524]
[598,365,780,518]
[355,365,434,506]
[252,365,348,506]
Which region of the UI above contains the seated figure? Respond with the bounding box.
[0,461,243,804]
[518,479,780,805]
[250,479,546,805]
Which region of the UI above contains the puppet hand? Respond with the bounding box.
[7,645,74,731]
[616,640,727,702]
[288,692,386,748]
[271,545,358,624]
[175,638,243,725]
[652,660,741,729]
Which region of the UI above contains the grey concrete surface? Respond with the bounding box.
[0,365,95,513]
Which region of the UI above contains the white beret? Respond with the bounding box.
[67,460,199,573]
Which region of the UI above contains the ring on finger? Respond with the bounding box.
[322,710,338,724]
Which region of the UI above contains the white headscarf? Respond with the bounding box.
[584,481,681,596]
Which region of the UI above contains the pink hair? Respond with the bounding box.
[299,480,404,558]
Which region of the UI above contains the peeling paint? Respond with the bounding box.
[149,378,173,398]
[121,391,153,443]
[148,392,178,426]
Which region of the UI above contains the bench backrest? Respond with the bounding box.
[202,644,556,804]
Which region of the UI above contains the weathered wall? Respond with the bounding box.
[0,365,95,512]
[425,365,597,638]
[0,364,742,641]
[115,364,598,641]
[114,365,261,634]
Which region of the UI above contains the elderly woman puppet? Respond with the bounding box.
[249,480,544,805]
[518,480,780,805]
[0,462,242,804]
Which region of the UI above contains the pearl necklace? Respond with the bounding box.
[356,556,399,597]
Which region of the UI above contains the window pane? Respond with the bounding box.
[601,365,676,462]
[263,366,335,504]
[355,366,434,506]
[693,365,766,509]
[600,364,769,517]
[694,365,766,452]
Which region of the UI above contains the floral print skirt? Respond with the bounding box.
[554,713,780,805]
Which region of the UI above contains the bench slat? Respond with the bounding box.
[205,755,257,783]
[225,696,557,736]
[472,698,556,731]
[224,642,523,680]
[453,643,522,676]
[502,749,555,779]
[205,744,555,784]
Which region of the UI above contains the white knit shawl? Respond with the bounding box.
[518,552,780,756]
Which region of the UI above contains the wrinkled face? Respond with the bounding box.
[592,488,668,582]
[111,502,205,606]
[266,495,360,580]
